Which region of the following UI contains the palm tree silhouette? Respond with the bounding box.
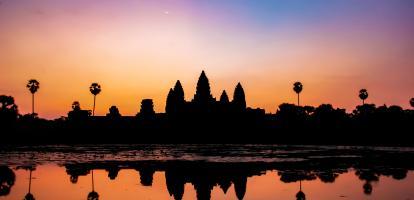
[359,89,369,105]
[87,170,99,200]
[26,79,39,114]
[89,83,101,116]
[410,98,414,108]
[293,82,303,106]
[23,169,35,200]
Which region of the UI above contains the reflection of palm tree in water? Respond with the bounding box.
[296,180,306,200]
[363,181,373,195]
[23,169,35,200]
[355,169,378,195]
[87,170,99,200]
[0,166,15,196]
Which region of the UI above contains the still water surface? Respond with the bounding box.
[0,144,413,200]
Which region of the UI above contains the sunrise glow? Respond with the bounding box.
[1,0,413,119]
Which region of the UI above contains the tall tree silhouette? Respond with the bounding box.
[359,89,368,105]
[233,83,246,111]
[193,71,213,105]
[410,98,414,108]
[293,82,303,106]
[87,170,99,200]
[26,79,39,114]
[220,90,229,104]
[89,83,101,116]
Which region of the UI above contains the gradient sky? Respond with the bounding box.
[1,0,413,118]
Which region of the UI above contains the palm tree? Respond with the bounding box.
[87,170,99,200]
[293,82,303,106]
[410,98,414,108]
[26,79,39,114]
[359,89,369,105]
[89,83,101,116]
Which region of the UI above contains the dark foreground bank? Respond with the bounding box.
[2,103,414,144]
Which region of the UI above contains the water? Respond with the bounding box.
[0,144,413,200]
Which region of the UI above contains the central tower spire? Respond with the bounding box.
[193,70,214,104]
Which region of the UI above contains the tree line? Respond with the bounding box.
[1,71,413,143]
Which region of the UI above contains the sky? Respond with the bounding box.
[0,0,413,119]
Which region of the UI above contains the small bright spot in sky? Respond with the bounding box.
[164,11,169,14]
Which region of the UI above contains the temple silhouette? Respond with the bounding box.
[162,71,265,132]
[166,71,248,115]
[1,70,414,144]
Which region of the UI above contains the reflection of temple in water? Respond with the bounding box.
[2,149,414,200]
[64,162,258,200]
[165,167,250,200]
[57,158,413,200]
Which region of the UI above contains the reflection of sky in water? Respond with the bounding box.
[1,145,414,199]
[1,166,414,200]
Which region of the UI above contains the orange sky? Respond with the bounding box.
[0,1,413,119]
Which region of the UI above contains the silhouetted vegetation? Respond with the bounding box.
[0,95,18,127]
[359,89,368,105]
[26,79,39,115]
[1,71,414,144]
[293,82,303,106]
[89,83,101,116]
